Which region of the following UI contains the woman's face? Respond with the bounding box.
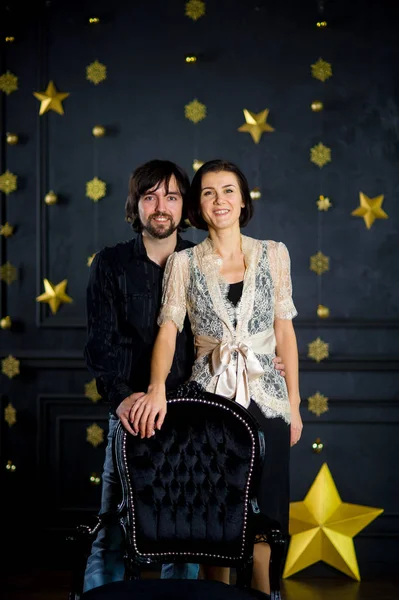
[199,170,245,231]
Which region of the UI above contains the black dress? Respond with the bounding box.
[227,281,290,534]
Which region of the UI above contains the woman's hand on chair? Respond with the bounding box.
[130,383,167,438]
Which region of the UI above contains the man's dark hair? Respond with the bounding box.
[188,159,254,231]
[125,160,190,232]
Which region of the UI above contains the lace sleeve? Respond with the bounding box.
[269,241,298,320]
[157,251,189,333]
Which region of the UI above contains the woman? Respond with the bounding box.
[130,160,303,593]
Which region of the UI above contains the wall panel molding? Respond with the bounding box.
[33,315,399,332]
[3,350,399,371]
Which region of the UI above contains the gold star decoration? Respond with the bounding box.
[0,222,14,238]
[5,402,17,427]
[86,60,107,85]
[33,81,70,115]
[317,195,332,211]
[185,99,207,123]
[308,391,329,416]
[1,355,20,379]
[238,109,275,144]
[308,337,329,362]
[185,0,206,20]
[86,177,106,202]
[310,251,329,275]
[87,423,105,448]
[0,70,18,95]
[36,279,73,314]
[87,253,97,267]
[351,192,388,229]
[0,262,17,285]
[283,463,383,580]
[310,142,331,168]
[311,58,333,82]
[85,379,101,403]
[0,170,17,195]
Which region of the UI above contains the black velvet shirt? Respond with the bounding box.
[84,234,195,415]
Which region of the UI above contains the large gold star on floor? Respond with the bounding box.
[351,192,388,229]
[36,278,73,314]
[283,463,383,581]
[33,81,70,115]
[238,109,275,144]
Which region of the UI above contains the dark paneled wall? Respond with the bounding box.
[1,0,398,576]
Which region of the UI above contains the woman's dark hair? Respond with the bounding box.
[125,160,190,232]
[188,160,254,231]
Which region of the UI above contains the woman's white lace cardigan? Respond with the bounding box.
[158,235,297,424]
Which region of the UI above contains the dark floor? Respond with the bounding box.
[3,569,399,600]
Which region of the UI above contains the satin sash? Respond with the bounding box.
[195,328,276,408]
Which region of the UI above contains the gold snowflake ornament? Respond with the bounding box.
[310,251,329,275]
[86,60,107,85]
[5,402,17,427]
[0,170,17,195]
[308,392,329,416]
[1,355,20,379]
[85,379,101,403]
[0,71,18,95]
[311,58,332,82]
[310,143,331,168]
[0,262,17,285]
[185,99,207,123]
[86,177,106,202]
[0,222,14,238]
[87,423,105,448]
[317,195,332,211]
[308,337,329,362]
[185,0,205,21]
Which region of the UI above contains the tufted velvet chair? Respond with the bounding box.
[115,382,285,597]
[73,383,286,600]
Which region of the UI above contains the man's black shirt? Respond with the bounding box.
[84,234,195,415]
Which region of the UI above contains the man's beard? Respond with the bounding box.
[142,212,178,239]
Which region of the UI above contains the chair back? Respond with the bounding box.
[114,383,264,568]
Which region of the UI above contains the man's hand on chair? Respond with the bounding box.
[116,392,146,436]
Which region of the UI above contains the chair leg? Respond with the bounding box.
[268,532,287,600]
[236,557,254,589]
[67,525,94,600]
[124,555,141,580]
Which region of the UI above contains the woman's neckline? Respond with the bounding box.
[228,280,244,286]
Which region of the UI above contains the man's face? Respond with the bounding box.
[138,175,183,239]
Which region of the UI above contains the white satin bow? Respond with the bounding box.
[195,328,276,407]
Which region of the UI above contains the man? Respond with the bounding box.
[83,159,286,592]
